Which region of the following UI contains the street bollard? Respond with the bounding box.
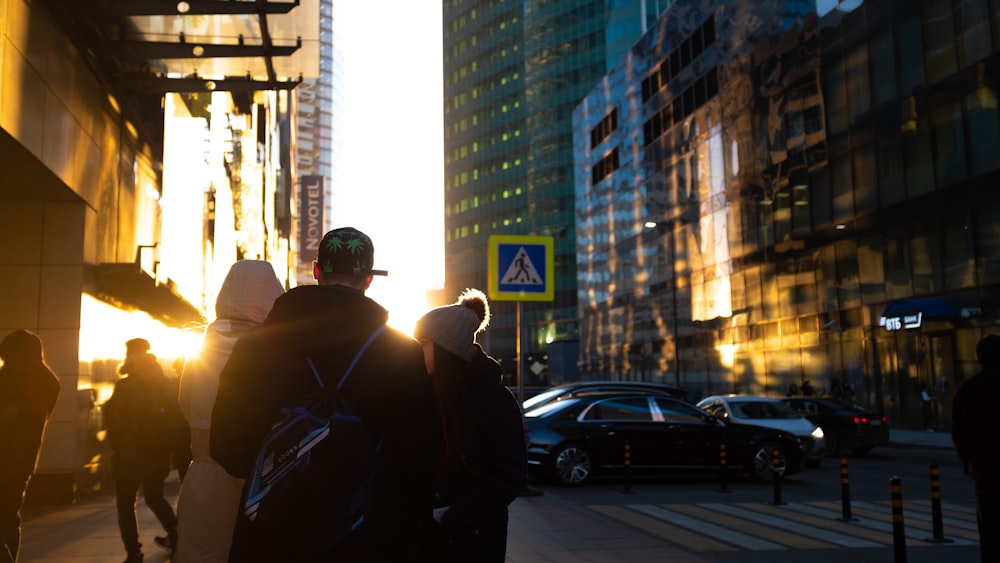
[768,447,786,505]
[622,441,633,494]
[891,475,907,563]
[718,441,731,493]
[926,463,953,543]
[838,457,857,521]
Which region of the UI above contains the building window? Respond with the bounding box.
[641,14,716,103]
[642,68,718,147]
[589,108,618,148]
[591,148,620,185]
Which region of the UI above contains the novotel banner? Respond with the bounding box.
[298,175,325,266]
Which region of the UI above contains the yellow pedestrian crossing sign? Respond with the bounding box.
[488,235,554,302]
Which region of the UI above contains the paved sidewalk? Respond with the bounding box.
[16,428,958,563]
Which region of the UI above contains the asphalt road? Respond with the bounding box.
[524,444,980,563]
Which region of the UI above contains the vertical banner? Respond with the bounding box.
[298,175,325,268]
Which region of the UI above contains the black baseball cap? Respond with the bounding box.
[317,227,388,276]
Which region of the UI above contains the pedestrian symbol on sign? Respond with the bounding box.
[502,247,543,285]
[488,235,553,302]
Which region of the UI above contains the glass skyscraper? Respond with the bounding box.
[575,0,1000,429]
[443,0,667,384]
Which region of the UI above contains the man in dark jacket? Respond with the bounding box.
[0,330,60,563]
[211,227,440,562]
[952,334,1000,562]
[104,338,187,563]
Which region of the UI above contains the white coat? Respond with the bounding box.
[174,260,284,563]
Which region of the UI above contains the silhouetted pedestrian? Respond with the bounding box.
[103,338,187,563]
[211,227,440,561]
[800,380,815,396]
[174,260,284,563]
[414,289,527,562]
[0,330,60,563]
[952,334,1000,563]
[920,383,935,431]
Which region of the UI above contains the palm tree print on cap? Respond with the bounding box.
[317,227,386,276]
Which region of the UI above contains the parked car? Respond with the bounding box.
[521,380,687,412]
[780,397,890,456]
[696,395,827,466]
[524,392,805,486]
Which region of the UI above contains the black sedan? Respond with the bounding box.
[524,392,806,486]
[780,397,890,456]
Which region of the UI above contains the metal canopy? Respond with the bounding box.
[42,0,318,151]
[45,0,318,91]
[84,263,206,329]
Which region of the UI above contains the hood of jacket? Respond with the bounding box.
[215,260,285,324]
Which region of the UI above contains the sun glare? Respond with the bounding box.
[79,295,206,365]
[370,284,429,338]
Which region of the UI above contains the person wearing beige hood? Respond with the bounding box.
[173,260,284,563]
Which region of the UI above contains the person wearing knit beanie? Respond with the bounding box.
[413,288,490,364]
[413,289,526,563]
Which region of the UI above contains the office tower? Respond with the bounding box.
[443,1,666,384]
[296,0,345,282]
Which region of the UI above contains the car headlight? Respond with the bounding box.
[811,426,825,439]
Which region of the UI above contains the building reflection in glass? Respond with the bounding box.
[574,0,1000,429]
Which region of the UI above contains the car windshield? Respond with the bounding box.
[729,399,802,419]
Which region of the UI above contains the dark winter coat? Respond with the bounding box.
[210,284,440,562]
[952,364,1000,486]
[103,355,188,481]
[434,345,527,562]
[0,336,60,480]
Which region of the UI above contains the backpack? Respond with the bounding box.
[128,376,185,454]
[241,326,385,555]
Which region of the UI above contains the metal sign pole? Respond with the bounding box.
[516,301,523,406]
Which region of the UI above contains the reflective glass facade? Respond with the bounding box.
[443,0,666,382]
[574,0,1000,429]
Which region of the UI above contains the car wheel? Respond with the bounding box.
[749,443,786,482]
[551,444,593,486]
[850,446,872,456]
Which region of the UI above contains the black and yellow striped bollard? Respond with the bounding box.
[926,462,952,543]
[838,457,856,521]
[622,441,633,494]
[768,447,786,505]
[890,475,907,563]
[718,441,731,493]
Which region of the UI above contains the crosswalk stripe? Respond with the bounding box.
[626,504,784,550]
[851,501,980,532]
[587,500,980,553]
[811,501,978,545]
[700,503,881,548]
[589,505,739,552]
[901,500,977,516]
[732,501,910,546]
[666,503,833,549]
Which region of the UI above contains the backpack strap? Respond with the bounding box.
[306,325,386,390]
